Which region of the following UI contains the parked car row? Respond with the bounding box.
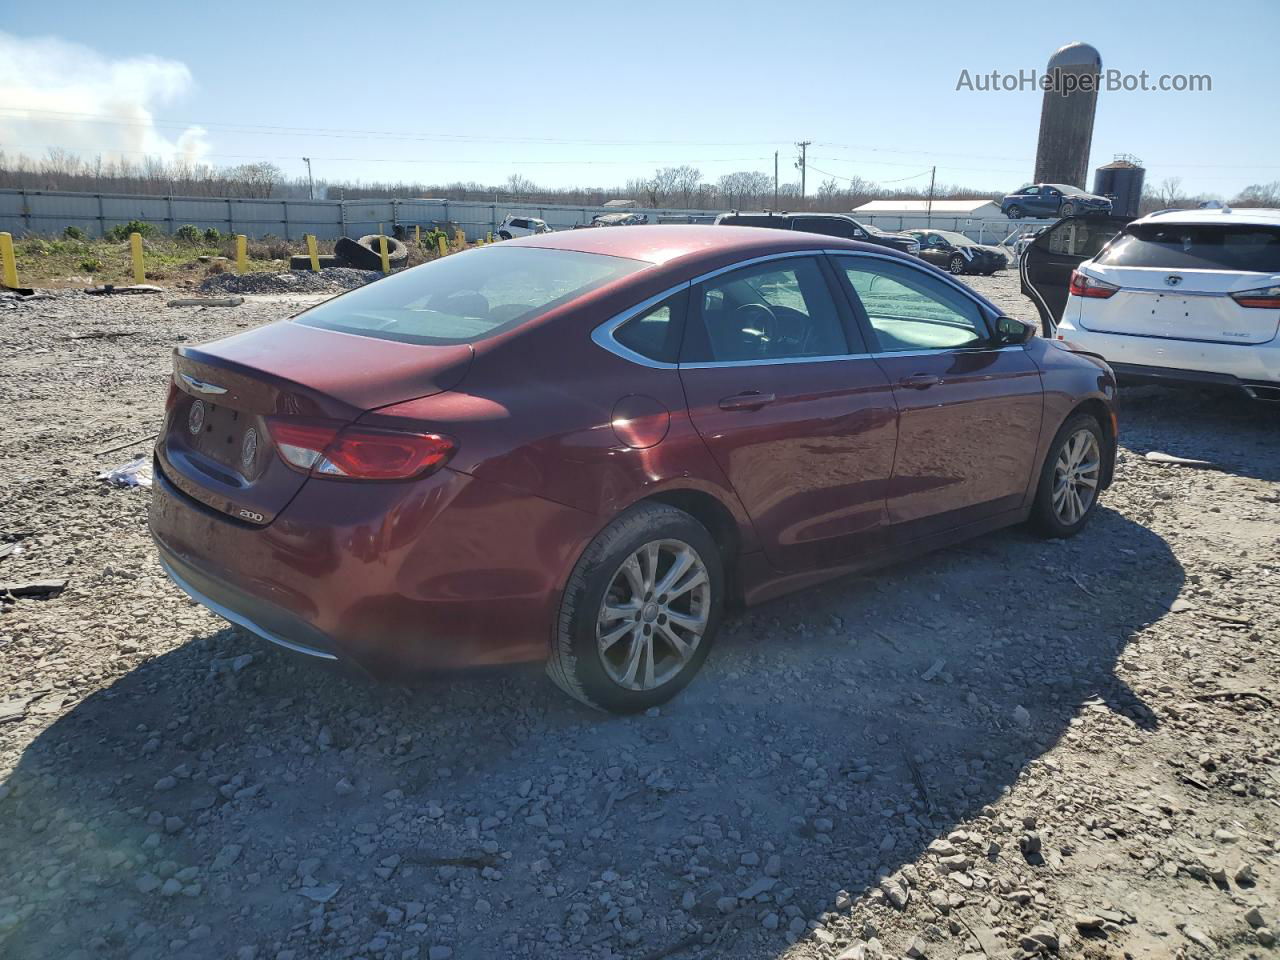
[1022,206,1280,402]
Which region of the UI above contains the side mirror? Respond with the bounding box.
[995,315,1035,345]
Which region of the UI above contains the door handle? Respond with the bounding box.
[718,391,776,411]
[898,374,941,390]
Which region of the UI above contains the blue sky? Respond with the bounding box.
[3,0,1278,197]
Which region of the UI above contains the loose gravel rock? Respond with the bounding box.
[198,266,380,295]
[0,272,1276,959]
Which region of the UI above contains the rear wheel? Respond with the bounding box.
[547,503,724,713]
[1031,413,1104,538]
[948,254,967,275]
[1007,204,1023,219]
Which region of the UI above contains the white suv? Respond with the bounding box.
[1049,208,1280,401]
[497,216,550,239]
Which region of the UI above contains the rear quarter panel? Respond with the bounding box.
[1023,337,1118,496]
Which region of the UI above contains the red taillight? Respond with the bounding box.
[165,379,181,410]
[1230,285,1280,309]
[266,418,455,481]
[1069,270,1120,299]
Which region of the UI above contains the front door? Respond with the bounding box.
[832,254,1044,536]
[1021,214,1131,334]
[678,255,899,571]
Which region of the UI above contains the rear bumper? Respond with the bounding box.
[150,457,598,677]
[1057,322,1280,394]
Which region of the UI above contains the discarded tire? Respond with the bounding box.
[335,235,409,271]
[289,254,340,271]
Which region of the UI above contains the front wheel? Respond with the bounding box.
[948,255,967,275]
[547,503,724,713]
[1059,202,1076,217]
[1030,413,1105,538]
[498,231,513,240]
[1006,205,1023,219]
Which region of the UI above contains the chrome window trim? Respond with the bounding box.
[590,283,691,370]
[591,248,1016,370]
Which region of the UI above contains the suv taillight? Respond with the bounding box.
[267,418,455,481]
[1230,285,1280,309]
[1069,270,1120,299]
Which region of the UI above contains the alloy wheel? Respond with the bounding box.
[1052,429,1100,525]
[596,539,710,691]
[949,256,965,274]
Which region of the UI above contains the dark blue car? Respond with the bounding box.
[1001,184,1112,219]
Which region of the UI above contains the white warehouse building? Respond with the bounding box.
[851,198,1004,231]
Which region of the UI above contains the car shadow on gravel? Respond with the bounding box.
[1118,385,1280,482]
[0,508,1181,959]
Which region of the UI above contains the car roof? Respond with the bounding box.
[503,224,890,267]
[1134,207,1280,227]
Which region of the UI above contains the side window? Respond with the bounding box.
[613,296,684,364]
[794,218,852,239]
[1043,220,1118,258]
[684,258,848,363]
[837,257,989,353]
[1023,187,1040,196]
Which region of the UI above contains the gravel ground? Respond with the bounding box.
[0,272,1277,960]
[198,267,381,296]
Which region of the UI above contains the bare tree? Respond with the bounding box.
[1231,181,1280,207]
[505,173,538,197]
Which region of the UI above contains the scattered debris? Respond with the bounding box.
[0,579,68,601]
[95,433,157,457]
[166,296,245,307]
[85,283,164,296]
[98,455,153,488]
[199,267,379,296]
[1145,450,1220,469]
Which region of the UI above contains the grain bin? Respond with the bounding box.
[1093,155,1146,219]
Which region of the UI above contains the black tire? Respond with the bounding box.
[335,235,409,271]
[1030,412,1105,538]
[498,231,513,240]
[1059,201,1076,217]
[547,503,724,713]
[1007,205,1023,219]
[948,255,967,275]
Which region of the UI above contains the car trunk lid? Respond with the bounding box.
[1078,265,1280,345]
[158,321,473,524]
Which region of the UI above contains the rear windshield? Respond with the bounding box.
[1095,223,1280,272]
[294,246,647,345]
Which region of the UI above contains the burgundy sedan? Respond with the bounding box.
[150,226,1117,712]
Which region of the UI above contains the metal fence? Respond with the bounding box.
[0,187,1040,246]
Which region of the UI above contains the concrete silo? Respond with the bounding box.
[1033,42,1102,189]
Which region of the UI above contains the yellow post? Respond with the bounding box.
[454,228,464,248]
[235,234,248,274]
[414,225,421,245]
[306,234,320,272]
[0,232,17,289]
[378,235,391,274]
[436,235,447,258]
[130,232,145,284]
[487,232,493,244]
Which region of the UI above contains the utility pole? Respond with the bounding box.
[773,151,779,209]
[303,157,314,200]
[926,165,936,221]
[795,140,811,201]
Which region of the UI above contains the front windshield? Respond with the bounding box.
[863,223,887,236]
[936,231,974,245]
[294,246,647,345]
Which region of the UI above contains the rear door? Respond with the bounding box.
[832,254,1043,535]
[1078,221,1280,344]
[677,254,898,571]
[792,217,857,240]
[1021,214,1130,334]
